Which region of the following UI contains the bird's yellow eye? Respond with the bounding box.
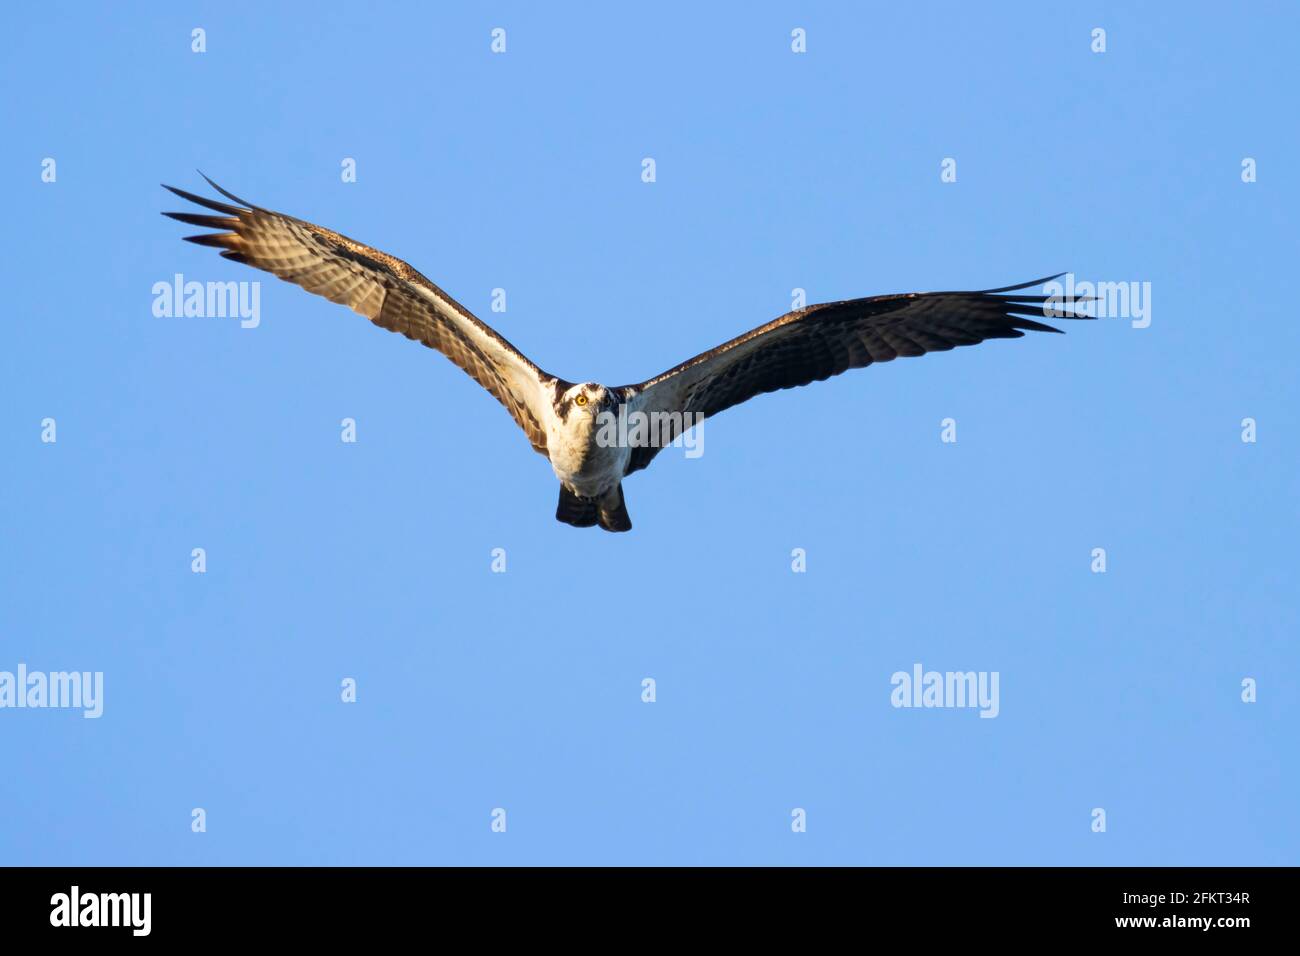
[575,394,588,406]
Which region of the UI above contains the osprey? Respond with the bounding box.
[164,177,1093,532]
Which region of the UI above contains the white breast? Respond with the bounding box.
[542,399,632,497]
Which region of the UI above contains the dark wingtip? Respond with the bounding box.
[197,170,257,209]
[164,210,238,228]
[979,273,1067,294]
[161,182,244,215]
[182,233,236,248]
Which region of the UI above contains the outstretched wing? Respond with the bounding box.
[163,176,555,455]
[621,275,1093,474]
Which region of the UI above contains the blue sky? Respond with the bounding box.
[2,2,1296,865]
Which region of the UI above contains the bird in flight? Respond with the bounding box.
[164,177,1093,532]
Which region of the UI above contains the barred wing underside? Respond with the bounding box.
[163,177,554,454]
[621,276,1093,474]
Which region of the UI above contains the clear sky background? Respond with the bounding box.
[2,2,1296,866]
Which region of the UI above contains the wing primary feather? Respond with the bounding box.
[161,184,244,215]
[982,293,1098,304]
[197,171,261,210]
[977,273,1066,294]
[1005,317,1064,334]
[163,211,239,228]
[182,233,238,248]
[1004,305,1093,322]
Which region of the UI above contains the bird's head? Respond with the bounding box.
[557,382,615,422]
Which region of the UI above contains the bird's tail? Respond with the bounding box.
[555,484,632,533]
[597,483,632,533]
[556,486,598,528]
